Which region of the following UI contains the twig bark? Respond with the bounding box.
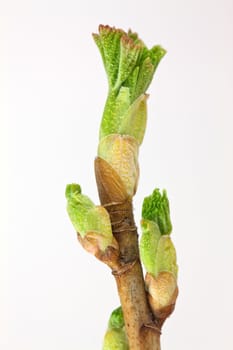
[95,157,161,349]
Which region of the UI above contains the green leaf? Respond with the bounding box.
[132,57,155,100]
[114,36,141,89]
[129,45,166,101]
[100,87,131,140]
[66,184,95,235]
[65,183,82,199]
[92,33,106,66]
[108,306,125,330]
[142,189,172,235]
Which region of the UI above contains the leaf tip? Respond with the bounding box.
[65,183,82,200]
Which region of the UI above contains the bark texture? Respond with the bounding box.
[95,157,161,349]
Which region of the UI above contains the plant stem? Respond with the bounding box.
[95,157,161,349]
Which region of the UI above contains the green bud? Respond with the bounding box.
[65,183,82,198]
[93,25,166,141]
[139,219,161,276]
[140,189,178,278]
[93,25,124,89]
[108,307,125,330]
[66,183,113,251]
[103,329,129,350]
[103,307,129,350]
[118,93,148,145]
[142,189,172,235]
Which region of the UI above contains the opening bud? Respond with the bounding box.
[66,183,116,252]
[142,189,172,235]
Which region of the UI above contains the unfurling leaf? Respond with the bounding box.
[142,189,172,235]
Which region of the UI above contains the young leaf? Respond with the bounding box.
[142,189,172,235]
[93,25,166,141]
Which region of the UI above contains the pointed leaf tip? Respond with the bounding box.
[142,189,172,235]
[108,306,125,330]
[65,183,81,200]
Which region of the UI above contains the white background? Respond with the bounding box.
[1,0,233,349]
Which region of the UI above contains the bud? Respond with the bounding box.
[118,93,148,145]
[142,189,172,235]
[95,157,128,204]
[65,183,95,236]
[93,25,166,141]
[102,307,129,350]
[98,134,139,197]
[140,189,178,319]
[155,235,178,278]
[66,183,115,252]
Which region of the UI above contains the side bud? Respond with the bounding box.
[102,307,129,350]
[65,184,118,264]
[145,235,178,319]
[140,188,178,321]
[142,189,172,235]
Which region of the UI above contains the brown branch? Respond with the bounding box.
[95,157,161,349]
